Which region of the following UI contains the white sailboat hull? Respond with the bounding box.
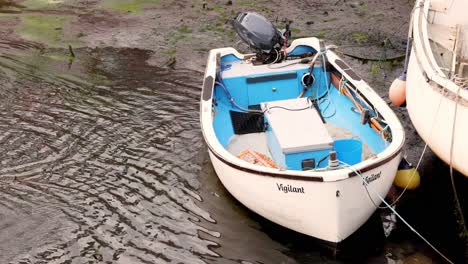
[407,0,468,177]
[407,56,468,176]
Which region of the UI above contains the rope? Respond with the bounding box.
[386,65,449,207]
[452,75,468,89]
[338,160,455,264]
[317,49,337,118]
[215,81,263,114]
[448,86,468,239]
[418,0,468,250]
[268,49,280,65]
[222,46,337,118]
[378,124,390,136]
[386,144,428,208]
[338,76,347,95]
[411,1,468,241]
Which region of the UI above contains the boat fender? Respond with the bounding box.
[393,158,420,190]
[389,76,407,107]
[389,40,412,107]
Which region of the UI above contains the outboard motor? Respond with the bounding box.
[232,12,290,65]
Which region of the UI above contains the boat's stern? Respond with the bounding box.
[201,36,405,243]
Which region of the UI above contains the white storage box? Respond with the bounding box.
[262,98,333,169]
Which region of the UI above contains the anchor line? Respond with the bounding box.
[384,71,446,208]
[448,86,468,239]
[338,160,454,264]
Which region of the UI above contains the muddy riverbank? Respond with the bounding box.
[1,0,410,71]
[0,0,467,263]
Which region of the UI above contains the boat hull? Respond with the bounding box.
[406,0,468,177]
[407,54,468,176]
[200,38,405,243]
[208,149,400,243]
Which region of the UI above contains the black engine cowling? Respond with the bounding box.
[232,12,283,52]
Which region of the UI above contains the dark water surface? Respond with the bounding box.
[0,47,220,263]
[0,0,467,263]
[0,44,324,264]
[1,44,466,264]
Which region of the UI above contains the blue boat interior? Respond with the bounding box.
[211,49,391,171]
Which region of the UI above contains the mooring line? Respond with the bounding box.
[339,160,455,264]
[448,86,468,240]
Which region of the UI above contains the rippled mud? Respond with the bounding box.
[0,0,467,263]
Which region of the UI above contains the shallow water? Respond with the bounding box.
[0,47,219,263]
[0,0,467,263]
[1,44,466,264]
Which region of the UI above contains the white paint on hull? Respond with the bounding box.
[407,0,468,177]
[200,38,405,242]
[209,151,400,243]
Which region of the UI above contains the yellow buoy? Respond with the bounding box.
[394,158,420,190]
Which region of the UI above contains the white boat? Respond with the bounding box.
[406,0,468,177]
[200,13,405,244]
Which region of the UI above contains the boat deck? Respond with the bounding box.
[214,52,389,171]
[227,122,375,170]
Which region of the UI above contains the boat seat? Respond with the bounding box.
[261,98,334,169]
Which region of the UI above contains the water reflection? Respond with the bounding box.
[0,46,222,263]
[0,25,466,264]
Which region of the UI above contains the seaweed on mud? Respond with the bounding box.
[0,0,24,13]
[17,14,76,47]
[101,0,161,13]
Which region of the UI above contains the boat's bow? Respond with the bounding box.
[200,37,405,242]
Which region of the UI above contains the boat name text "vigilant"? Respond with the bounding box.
[363,171,381,185]
[276,183,305,194]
